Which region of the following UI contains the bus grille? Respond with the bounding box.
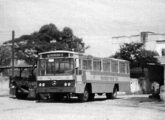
[37,80,75,87]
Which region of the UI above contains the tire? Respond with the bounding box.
[15,88,28,99]
[36,93,41,102]
[89,93,95,101]
[36,93,47,101]
[106,87,118,99]
[53,94,64,101]
[78,87,89,102]
[15,91,22,99]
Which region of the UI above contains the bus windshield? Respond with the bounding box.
[39,58,74,76]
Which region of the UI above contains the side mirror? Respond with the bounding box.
[75,59,79,68]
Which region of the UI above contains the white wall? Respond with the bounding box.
[112,33,165,56]
[130,78,142,93]
[0,77,9,96]
[112,35,141,55]
[146,34,165,54]
[156,42,165,56]
[145,40,156,51]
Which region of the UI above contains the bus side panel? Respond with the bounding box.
[91,82,114,93]
[75,82,85,93]
[84,71,117,93]
[75,75,85,93]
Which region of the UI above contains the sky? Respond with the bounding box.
[1,0,165,57]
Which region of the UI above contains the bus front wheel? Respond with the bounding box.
[78,87,89,102]
[36,93,41,102]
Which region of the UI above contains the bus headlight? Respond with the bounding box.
[42,83,45,87]
[64,82,67,86]
[38,83,45,87]
[68,82,71,86]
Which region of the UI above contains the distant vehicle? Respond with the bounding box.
[0,65,37,99]
[36,50,130,102]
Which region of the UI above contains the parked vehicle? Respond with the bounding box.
[0,65,37,99]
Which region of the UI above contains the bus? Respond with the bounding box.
[0,65,37,99]
[36,50,130,102]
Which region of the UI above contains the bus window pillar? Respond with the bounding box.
[110,60,112,72]
[100,59,102,72]
[118,61,120,74]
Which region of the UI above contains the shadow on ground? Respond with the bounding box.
[116,94,165,112]
[126,96,161,103]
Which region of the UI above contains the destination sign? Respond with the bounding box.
[41,53,70,58]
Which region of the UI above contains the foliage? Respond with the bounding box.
[4,23,87,67]
[136,49,159,68]
[112,42,159,68]
[0,45,11,66]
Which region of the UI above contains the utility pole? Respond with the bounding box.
[12,30,15,78]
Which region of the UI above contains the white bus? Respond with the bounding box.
[36,50,130,102]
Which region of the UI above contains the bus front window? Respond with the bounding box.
[40,59,46,75]
[39,58,74,76]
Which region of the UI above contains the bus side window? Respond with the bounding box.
[93,59,101,71]
[40,60,46,75]
[77,69,82,75]
[125,63,128,74]
[83,60,87,70]
[111,60,118,73]
[127,63,130,74]
[103,59,111,72]
[79,59,82,69]
[83,59,92,70]
[119,62,126,74]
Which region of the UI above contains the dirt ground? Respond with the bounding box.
[0,94,165,120]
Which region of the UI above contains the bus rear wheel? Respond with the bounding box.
[106,87,118,99]
[89,93,95,101]
[78,87,89,102]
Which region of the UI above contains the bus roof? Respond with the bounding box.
[39,50,129,62]
[82,55,129,62]
[39,50,83,55]
[109,58,129,62]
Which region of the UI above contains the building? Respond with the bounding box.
[112,32,165,56]
[112,32,165,93]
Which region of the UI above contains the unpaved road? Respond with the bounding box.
[0,94,165,120]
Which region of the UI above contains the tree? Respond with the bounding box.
[136,49,159,75]
[112,42,159,76]
[4,23,88,68]
[113,43,143,67]
[0,45,11,66]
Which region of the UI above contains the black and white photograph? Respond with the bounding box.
[0,0,165,120]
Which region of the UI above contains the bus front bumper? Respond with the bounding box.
[36,87,75,93]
